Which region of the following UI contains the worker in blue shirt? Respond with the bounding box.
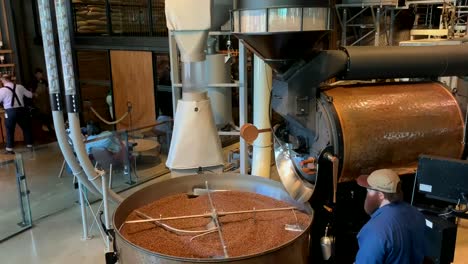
[355,169,428,264]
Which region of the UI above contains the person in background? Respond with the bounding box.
[355,169,428,264]
[0,74,33,154]
[84,121,124,166]
[30,68,53,133]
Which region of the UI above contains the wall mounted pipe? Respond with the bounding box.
[37,0,99,195]
[55,0,122,203]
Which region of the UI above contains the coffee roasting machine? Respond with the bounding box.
[36,0,468,263]
[231,0,468,263]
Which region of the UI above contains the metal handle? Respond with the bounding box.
[324,153,339,204]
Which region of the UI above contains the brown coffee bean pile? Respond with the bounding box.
[121,191,311,259]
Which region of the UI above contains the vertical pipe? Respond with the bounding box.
[251,55,272,178]
[55,0,94,178]
[389,9,395,46]
[239,42,249,174]
[78,180,89,240]
[38,0,99,195]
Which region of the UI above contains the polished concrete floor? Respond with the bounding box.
[0,141,168,241]
[0,174,171,264]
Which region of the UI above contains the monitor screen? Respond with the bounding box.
[414,155,468,204]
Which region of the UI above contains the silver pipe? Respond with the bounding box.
[55,0,122,203]
[78,180,89,240]
[53,113,99,194]
[102,173,111,252]
[37,0,99,194]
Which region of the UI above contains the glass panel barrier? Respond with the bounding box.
[84,120,172,193]
[0,153,32,242]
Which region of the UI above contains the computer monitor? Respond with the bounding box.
[413,155,468,204]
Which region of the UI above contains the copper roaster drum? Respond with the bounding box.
[322,82,465,182]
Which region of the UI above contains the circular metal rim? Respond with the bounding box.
[114,173,313,263]
[317,93,345,178]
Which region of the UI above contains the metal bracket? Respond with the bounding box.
[296,96,310,116]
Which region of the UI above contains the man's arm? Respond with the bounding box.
[0,89,5,104]
[355,229,386,264]
[20,85,33,98]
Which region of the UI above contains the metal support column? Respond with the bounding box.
[15,154,32,228]
[238,42,249,174]
[341,8,348,46]
[374,7,381,46]
[169,33,181,115]
[389,9,396,45]
[101,173,111,252]
[123,131,135,185]
[78,180,90,240]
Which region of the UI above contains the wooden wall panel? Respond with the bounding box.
[110,50,155,130]
[81,83,111,130]
[77,51,110,81]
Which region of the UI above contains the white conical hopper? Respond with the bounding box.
[165,0,224,175]
[166,92,224,170]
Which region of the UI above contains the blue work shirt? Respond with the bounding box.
[355,202,426,264]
